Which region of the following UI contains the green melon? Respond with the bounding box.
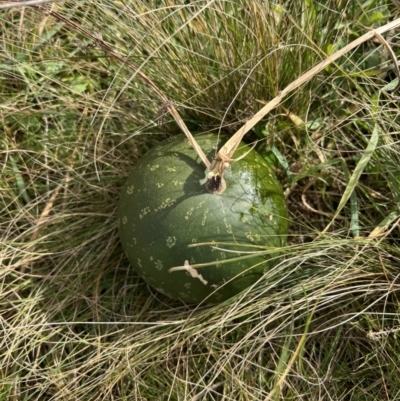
[118,133,288,304]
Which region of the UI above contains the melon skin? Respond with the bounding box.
[118,133,288,304]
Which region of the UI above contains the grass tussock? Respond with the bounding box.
[1,0,400,400]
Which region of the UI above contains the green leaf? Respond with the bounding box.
[322,124,379,235]
[340,160,359,238]
[382,78,399,92]
[271,146,292,183]
[338,126,378,215]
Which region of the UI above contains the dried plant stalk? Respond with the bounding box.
[33,5,400,193]
[205,17,400,193]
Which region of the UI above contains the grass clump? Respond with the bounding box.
[1,0,400,400]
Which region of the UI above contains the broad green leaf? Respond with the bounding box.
[382,78,399,92]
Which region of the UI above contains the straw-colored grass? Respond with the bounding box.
[1,0,400,400]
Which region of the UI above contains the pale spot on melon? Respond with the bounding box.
[154,260,163,271]
[166,236,176,248]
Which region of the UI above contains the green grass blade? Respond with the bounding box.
[322,124,379,235]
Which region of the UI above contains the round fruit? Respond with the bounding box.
[118,133,288,304]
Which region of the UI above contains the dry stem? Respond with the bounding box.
[32,4,400,194]
[207,17,400,192]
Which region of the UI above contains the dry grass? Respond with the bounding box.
[1,0,400,400]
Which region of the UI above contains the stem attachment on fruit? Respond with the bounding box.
[202,141,256,194]
[203,155,232,194]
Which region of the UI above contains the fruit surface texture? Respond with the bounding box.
[118,133,288,303]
